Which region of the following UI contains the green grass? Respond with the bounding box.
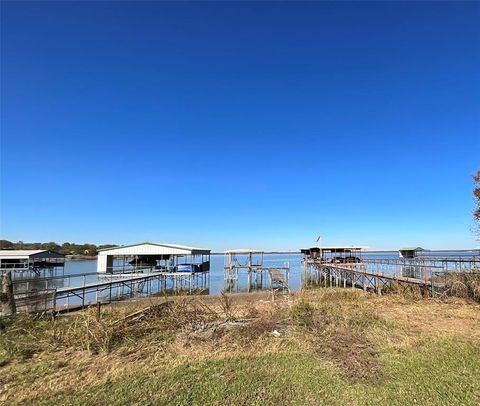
[29,340,480,406]
[40,353,346,406]
[363,339,480,406]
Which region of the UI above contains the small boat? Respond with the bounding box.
[175,264,201,273]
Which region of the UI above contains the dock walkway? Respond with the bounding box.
[14,270,209,313]
[302,259,456,295]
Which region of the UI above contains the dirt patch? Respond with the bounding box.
[313,326,382,383]
[289,295,385,383]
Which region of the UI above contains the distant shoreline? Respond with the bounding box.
[65,255,97,261]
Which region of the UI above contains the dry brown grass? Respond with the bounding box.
[442,272,480,302]
[373,296,480,339]
[1,294,283,404]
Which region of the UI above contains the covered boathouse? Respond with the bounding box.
[0,250,65,273]
[96,242,211,274]
[300,246,367,263]
[399,247,426,259]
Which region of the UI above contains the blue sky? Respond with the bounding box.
[1,1,479,251]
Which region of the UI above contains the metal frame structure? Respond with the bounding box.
[0,250,65,275]
[13,270,210,313]
[224,249,290,293]
[97,242,211,274]
[301,247,480,296]
[399,247,426,259]
[301,246,367,264]
[9,242,212,314]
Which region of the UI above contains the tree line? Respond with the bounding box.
[0,240,117,256]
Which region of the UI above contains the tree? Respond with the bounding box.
[44,242,61,251]
[474,170,480,235]
[0,240,14,249]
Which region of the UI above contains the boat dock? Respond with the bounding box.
[0,249,65,275]
[13,270,209,313]
[224,249,290,293]
[303,262,433,293]
[301,246,480,296]
[10,242,212,313]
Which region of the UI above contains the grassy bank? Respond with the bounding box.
[1,289,479,405]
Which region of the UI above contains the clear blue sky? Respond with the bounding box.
[1,1,479,251]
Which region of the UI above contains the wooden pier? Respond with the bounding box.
[300,246,480,295]
[303,262,427,293]
[302,257,479,296]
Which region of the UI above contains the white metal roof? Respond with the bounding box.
[98,242,210,256]
[0,250,64,259]
[224,249,264,254]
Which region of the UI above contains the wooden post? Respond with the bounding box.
[96,301,101,321]
[52,290,57,313]
[423,267,429,297]
[1,271,17,316]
